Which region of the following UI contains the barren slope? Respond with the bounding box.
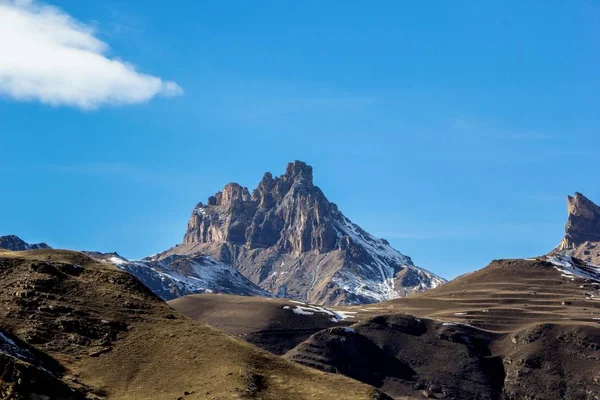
[0,249,389,400]
[173,258,600,399]
[169,294,355,355]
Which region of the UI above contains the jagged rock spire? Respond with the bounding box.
[178,161,444,305]
[561,192,600,249]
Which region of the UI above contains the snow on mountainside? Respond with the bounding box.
[86,251,271,301]
[331,216,445,302]
[546,254,600,283]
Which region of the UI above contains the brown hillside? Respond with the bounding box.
[173,258,600,399]
[0,249,389,400]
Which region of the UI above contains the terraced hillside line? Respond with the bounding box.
[351,258,600,332]
[173,257,600,400]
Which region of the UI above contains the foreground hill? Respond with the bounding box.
[169,294,357,355]
[0,249,389,400]
[173,257,600,399]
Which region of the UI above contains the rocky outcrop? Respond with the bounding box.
[0,235,50,251]
[553,192,600,264]
[168,161,445,305]
[184,161,339,254]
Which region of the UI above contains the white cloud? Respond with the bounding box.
[0,0,182,109]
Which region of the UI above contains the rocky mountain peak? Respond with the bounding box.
[184,160,338,254]
[563,192,600,246]
[567,192,600,221]
[553,193,600,264]
[283,160,313,185]
[176,161,445,305]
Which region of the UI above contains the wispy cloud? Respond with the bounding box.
[523,193,568,204]
[374,221,560,242]
[0,0,182,109]
[45,162,188,186]
[212,93,380,122]
[451,117,553,141]
[375,226,476,240]
[374,231,460,240]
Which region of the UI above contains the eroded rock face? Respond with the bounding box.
[554,193,600,264]
[184,161,338,255]
[171,161,445,305]
[562,193,600,247]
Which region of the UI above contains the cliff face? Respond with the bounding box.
[170,161,445,305]
[554,192,600,264]
[184,161,339,255]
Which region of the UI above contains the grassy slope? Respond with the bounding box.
[0,250,386,400]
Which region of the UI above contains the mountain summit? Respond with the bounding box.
[184,161,341,255]
[553,192,600,264]
[166,160,445,305]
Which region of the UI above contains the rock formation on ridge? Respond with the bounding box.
[553,192,600,264]
[165,160,444,305]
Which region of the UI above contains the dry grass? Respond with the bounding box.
[0,249,386,400]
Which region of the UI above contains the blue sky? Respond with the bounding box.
[1,1,598,279]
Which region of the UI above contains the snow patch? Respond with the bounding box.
[0,332,32,363]
[547,255,600,282]
[284,301,357,322]
[107,256,127,266]
[292,307,314,316]
[194,207,207,216]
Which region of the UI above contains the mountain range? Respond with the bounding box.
[169,191,600,400]
[0,235,49,251]
[58,161,443,306]
[1,162,600,399]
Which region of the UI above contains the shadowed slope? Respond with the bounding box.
[173,258,600,399]
[169,294,354,355]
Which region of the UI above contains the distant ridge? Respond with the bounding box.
[0,235,50,251]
